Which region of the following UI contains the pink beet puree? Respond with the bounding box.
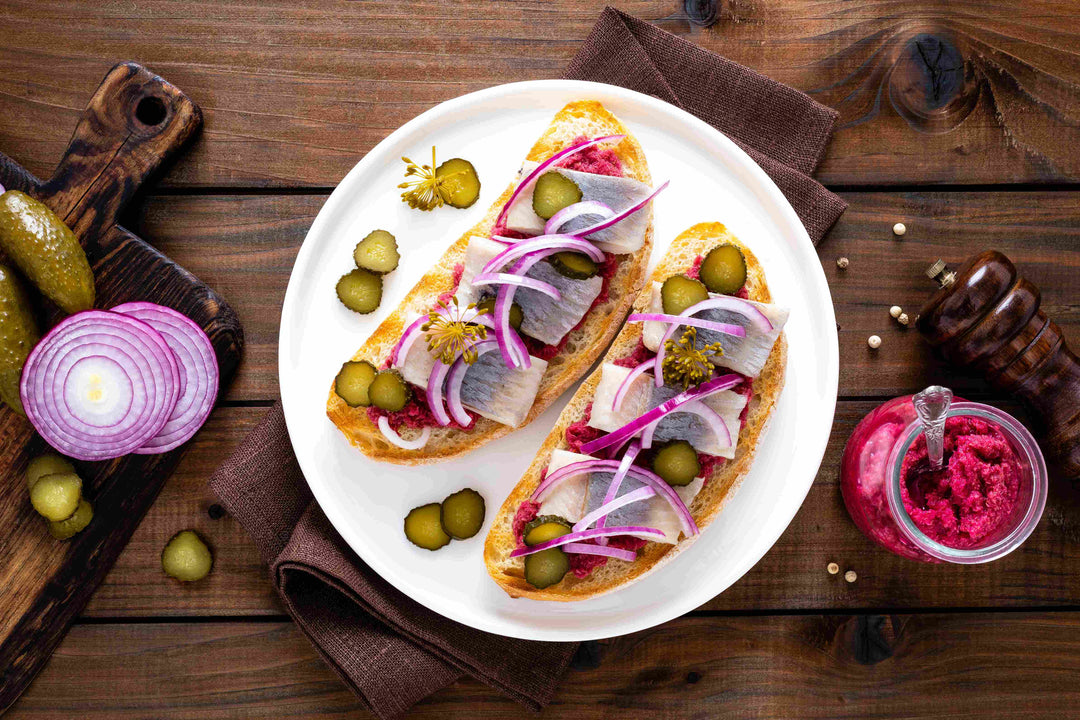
[900,416,1022,549]
[558,136,623,177]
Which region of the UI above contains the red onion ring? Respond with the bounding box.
[20,311,180,461]
[509,525,666,558]
[494,134,626,230]
[493,247,575,368]
[543,201,615,235]
[445,340,499,426]
[640,401,728,450]
[562,542,638,562]
[377,416,431,450]
[472,272,561,300]
[426,360,453,426]
[573,484,655,534]
[481,234,604,275]
[111,303,219,453]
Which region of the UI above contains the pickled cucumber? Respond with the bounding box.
[476,296,522,330]
[0,190,95,314]
[404,503,451,550]
[651,440,700,487]
[26,453,75,490]
[699,244,747,295]
[353,230,400,275]
[436,158,481,209]
[336,268,383,314]
[334,360,377,407]
[49,499,92,540]
[29,472,82,521]
[0,263,40,415]
[532,172,582,220]
[660,275,708,316]
[161,530,213,582]
[523,520,571,546]
[440,488,485,540]
[524,547,569,589]
[369,369,410,412]
[549,251,600,280]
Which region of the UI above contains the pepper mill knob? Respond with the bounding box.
[917,250,1080,479]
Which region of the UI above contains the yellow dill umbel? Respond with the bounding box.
[662,327,723,388]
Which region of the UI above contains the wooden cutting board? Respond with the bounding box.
[0,62,243,711]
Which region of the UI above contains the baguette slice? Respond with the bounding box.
[328,101,654,464]
[484,222,787,601]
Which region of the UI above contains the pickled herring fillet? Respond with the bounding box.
[537,450,703,544]
[589,363,746,458]
[456,235,603,346]
[641,282,788,378]
[458,348,547,427]
[504,161,653,254]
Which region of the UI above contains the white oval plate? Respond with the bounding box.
[279,80,838,641]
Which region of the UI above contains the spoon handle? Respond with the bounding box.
[914,385,953,470]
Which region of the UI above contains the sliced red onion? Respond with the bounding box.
[597,440,642,539]
[580,374,742,456]
[494,134,627,229]
[481,234,604,275]
[20,311,180,461]
[391,315,429,368]
[445,340,499,427]
[426,361,452,427]
[639,401,728,450]
[111,303,219,453]
[573,484,655,533]
[377,416,431,450]
[472,272,561,301]
[531,457,699,538]
[628,313,746,338]
[509,525,666,558]
[612,358,656,412]
[493,246,575,369]
[544,201,614,235]
[567,180,670,239]
[562,542,637,562]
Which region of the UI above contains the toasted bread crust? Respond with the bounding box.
[327,101,653,464]
[483,222,788,601]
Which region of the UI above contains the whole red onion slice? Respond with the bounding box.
[112,302,219,453]
[20,311,180,461]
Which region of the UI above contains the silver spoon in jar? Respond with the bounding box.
[906,385,954,508]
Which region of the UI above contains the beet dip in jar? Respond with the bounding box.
[840,394,1047,563]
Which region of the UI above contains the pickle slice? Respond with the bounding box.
[0,263,40,416]
[532,172,582,220]
[524,547,570,589]
[0,190,95,314]
[161,530,214,582]
[523,521,571,547]
[440,488,486,540]
[336,268,383,314]
[26,453,75,490]
[353,230,400,275]
[436,158,481,209]
[476,296,522,330]
[49,499,93,540]
[651,440,700,487]
[549,251,600,280]
[369,369,411,412]
[699,244,747,295]
[660,275,709,316]
[334,360,377,407]
[29,472,82,522]
[404,503,451,550]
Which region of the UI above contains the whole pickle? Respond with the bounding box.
[0,263,40,415]
[0,190,95,313]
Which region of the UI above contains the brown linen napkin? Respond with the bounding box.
[566,7,846,243]
[210,9,846,720]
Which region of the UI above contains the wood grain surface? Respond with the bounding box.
[3,1,1080,718]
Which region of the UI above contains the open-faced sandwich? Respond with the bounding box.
[328,101,665,463]
[484,222,788,600]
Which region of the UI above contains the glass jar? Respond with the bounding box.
[840,397,1047,563]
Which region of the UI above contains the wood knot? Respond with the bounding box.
[843,614,899,665]
[889,33,979,134]
[683,0,721,27]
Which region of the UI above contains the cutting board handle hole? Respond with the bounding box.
[135,95,168,127]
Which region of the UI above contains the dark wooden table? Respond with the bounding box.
[3,1,1080,717]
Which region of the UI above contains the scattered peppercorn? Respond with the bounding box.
[827,562,839,575]
[836,257,849,269]
[845,570,858,583]
[893,222,906,237]
[868,335,882,349]
[889,305,902,319]
[898,312,910,326]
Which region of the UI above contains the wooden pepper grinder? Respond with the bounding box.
[917,250,1080,478]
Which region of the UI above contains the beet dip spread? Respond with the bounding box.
[900,416,1022,549]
